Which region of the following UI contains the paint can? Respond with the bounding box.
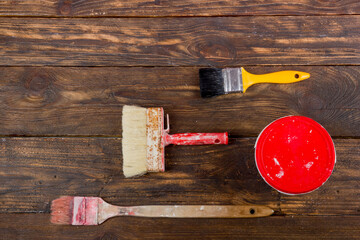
[255,116,336,195]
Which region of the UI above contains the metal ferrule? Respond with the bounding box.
[72,197,99,225]
[222,68,243,93]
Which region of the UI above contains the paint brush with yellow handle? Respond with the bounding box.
[199,67,310,98]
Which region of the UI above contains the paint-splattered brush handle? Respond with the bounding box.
[52,197,274,225]
[100,205,273,222]
[165,132,228,145]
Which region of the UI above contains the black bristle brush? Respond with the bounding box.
[199,67,310,98]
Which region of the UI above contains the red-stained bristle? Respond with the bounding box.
[50,196,74,225]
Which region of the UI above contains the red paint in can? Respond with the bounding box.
[255,116,336,195]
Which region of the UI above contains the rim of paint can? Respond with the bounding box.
[255,116,336,195]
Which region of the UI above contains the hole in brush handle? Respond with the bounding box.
[250,208,255,214]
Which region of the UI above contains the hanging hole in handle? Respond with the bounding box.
[294,74,299,79]
[214,139,220,144]
[250,208,255,214]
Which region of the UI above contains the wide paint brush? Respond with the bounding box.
[51,196,274,225]
[122,105,228,177]
[199,67,310,98]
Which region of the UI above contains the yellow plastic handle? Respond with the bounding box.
[241,67,310,93]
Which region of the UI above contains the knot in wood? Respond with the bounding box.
[58,0,73,15]
[24,73,56,104]
[298,92,325,111]
[27,76,49,92]
[190,36,236,65]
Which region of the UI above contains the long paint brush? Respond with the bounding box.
[199,67,310,98]
[51,196,274,225]
[122,105,228,178]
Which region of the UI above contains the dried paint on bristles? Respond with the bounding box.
[51,196,100,226]
[50,196,74,225]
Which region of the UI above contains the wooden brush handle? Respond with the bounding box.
[98,201,273,223]
[118,205,273,218]
[165,133,228,145]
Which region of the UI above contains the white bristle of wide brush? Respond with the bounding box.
[122,105,148,177]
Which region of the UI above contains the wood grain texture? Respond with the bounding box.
[0,137,278,213]
[0,0,360,17]
[0,16,359,66]
[0,1,358,239]
[0,214,359,240]
[0,66,359,137]
[0,137,358,215]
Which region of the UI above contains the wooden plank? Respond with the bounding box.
[0,0,359,17]
[0,16,359,66]
[0,137,358,215]
[0,214,359,239]
[0,66,359,137]
[0,137,279,213]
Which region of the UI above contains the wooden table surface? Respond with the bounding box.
[0,1,359,239]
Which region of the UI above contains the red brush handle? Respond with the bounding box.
[165,132,228,146]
